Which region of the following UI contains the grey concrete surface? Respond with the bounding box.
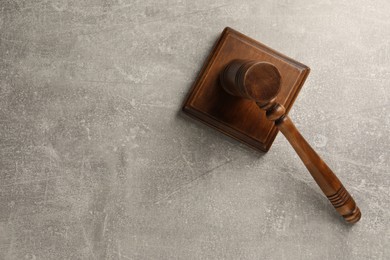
[0,0,389,259]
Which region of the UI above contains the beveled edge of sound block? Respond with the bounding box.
[182,27,310,152]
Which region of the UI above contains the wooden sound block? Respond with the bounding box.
[182,27,310,152]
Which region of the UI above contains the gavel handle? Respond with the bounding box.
[274,115,361,223]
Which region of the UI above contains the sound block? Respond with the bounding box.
[182,27,310,152]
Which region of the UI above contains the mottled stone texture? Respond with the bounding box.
[0,0,389,259]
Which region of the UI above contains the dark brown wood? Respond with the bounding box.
[219,59,361,223]
[182,27,361,223]
[182,27,309,152]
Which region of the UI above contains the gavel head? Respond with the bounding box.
[220,60,281,106]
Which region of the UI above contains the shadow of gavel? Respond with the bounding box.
[220,60,361,223]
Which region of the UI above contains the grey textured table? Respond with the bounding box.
[0,0,389,259]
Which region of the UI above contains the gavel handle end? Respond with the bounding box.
[272,112,361,224]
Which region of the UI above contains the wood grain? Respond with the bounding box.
[182,27,309,152]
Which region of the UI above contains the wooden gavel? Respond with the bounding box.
[183,27,361,224]
[220,60,361,223]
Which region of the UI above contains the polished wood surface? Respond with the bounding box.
[182,27,309,151]
[220,60,361,223]
[183,27,361,223]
